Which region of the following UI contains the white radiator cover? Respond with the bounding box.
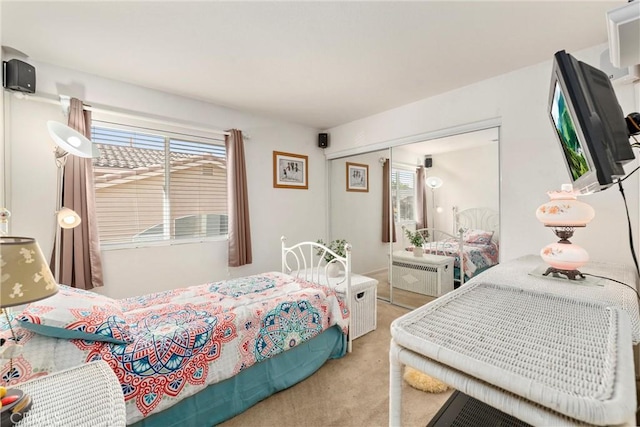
[392,252,454,297]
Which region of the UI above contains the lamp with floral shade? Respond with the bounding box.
[0,236,58,421]
[536,184,595,279]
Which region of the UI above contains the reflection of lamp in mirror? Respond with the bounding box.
[47,121,99,282]
[425,176,443,229]
[536,184,595,280]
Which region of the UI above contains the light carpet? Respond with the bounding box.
[220,300,452,427]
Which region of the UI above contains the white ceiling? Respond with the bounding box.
[399,127,499,156]
[1,1,625,130]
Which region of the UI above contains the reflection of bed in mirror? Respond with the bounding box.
[394,207,499,295]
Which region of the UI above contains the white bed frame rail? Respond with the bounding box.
[281,236,353,352]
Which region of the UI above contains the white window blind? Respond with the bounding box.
[91,123,227,246]
[391,167,416,223]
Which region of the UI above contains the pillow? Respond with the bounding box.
[463,229,494,245]
[16,285,132,344]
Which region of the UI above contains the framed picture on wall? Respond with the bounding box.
[346,162,369,192]
[273,151,309,189]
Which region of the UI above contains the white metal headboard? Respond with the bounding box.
[454,207,500,243]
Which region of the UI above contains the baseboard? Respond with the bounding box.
[362,268,387,276]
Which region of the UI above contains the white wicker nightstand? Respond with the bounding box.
[339,273,378,340]
[301,270,378,340]
[10,361,125,426]
[390,256,639,427]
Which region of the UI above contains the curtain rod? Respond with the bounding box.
[393,160,421,169]
[10,92,232,137]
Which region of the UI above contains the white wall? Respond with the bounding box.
[4,61,326,298]
[429,143,500,234]
[326,44,640,268]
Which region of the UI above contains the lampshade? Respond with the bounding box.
[57,207,81,229]
[541,242,590,271]
[426,176,443,189]
[536,187,595,227]
[0,236,58,308]
[536,185,594,278]
[47,120,99,159]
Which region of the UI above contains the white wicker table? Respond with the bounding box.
[467,255,640,343]
[390,256,639,427]
[11,360,126,426]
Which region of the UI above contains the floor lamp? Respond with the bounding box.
[0,207,10,235]
[47,121,98,282]
[425,176,443,230]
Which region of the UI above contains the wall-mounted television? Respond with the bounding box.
[548,50,635,194]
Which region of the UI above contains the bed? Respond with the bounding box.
[0,237,352,426]
[400,207,499,287]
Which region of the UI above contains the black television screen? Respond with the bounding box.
[549,50,634,193]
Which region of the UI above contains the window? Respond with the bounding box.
[91,123,227,246]
[391,167,415,223]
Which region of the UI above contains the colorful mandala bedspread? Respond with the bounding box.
[422,241,499,278]
[0,272,349,424]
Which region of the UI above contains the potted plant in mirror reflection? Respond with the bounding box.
[316,239,348,277]
[404,229,428,257]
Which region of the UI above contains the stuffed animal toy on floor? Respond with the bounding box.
[403,366,450,393]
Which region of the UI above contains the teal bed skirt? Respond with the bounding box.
[130,325,347,426]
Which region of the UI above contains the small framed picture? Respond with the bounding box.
[273,151,309,189]
[346,162,369,192]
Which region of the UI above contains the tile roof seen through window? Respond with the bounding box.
[93,143,226,186]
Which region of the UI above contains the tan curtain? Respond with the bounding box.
[226,129,252,266]
[382,159,396,243]
[59,98,103,289]
[415,166,428,229]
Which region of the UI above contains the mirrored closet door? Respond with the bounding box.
[329,148,392,302]
[328,127,501,309]
[388,127,501,309]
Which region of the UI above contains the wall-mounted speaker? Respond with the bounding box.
[3,59,36,93]
[318,133,329,148]
[424,157,433,168]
